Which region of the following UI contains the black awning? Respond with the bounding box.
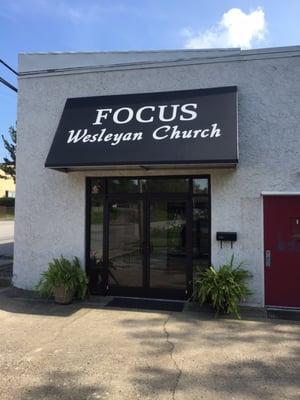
[45,86,238,171]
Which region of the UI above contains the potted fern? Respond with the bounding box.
[194,256,252,318]
[36,256,88,304]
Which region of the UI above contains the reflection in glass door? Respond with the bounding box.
[108,200,144,289]
[149,199,188,296]
[87,177,210,299]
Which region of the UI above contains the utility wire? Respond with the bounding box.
[0,77,18,92]
[0,59,19,76]
[0,58,18,92]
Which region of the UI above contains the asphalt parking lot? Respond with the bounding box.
[0,293,299,400]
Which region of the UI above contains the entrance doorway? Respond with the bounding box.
[87,177,210,299]
[264,195,300,307]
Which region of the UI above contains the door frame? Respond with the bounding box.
[262,191,300,308]
[105,194,146,298]
[85,175,211,299]
[101,192,191,299]
[145,193,191,299]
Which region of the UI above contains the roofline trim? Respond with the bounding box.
[18,49,300,79]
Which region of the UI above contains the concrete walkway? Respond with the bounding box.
[0,292,299,400]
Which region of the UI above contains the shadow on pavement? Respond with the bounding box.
[119,312,300,399]
[18,370,107,400]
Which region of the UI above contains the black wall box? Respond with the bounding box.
[216,232,237,241]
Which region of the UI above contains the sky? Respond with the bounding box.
[1,0,300,161]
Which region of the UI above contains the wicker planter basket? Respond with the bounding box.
[54,284,74,305]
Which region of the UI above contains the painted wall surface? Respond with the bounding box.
[0,173,15,198]
[14,52,300,306]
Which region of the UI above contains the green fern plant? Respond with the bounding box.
[194,256,252,318]
[36,256,88,300]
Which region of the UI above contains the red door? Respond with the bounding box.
[264,196,300,307]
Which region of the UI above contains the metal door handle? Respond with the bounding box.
[265,250,271,268]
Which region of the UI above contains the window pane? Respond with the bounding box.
[149,199,187,290]
[89,192,104,292]
[143,178,189,192]
[108,179,141,192]
[193,197,210,278]
[90,179,105,194]
[108,200,144,288]
[89,195,104,263]
[193,178,208,194]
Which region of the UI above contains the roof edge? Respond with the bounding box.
[18,45,300,77]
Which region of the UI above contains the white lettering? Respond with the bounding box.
[136,106,155,123]
[210,123,221,137]
[90,134,98,143]
[92,103,199,126]
[170,125,181,139]
[66,122,222,147]
[182,130,192,139]
[67,129,88,143]
[122,132,132,141]
[82,134,92,142]
[180,103,197,121]
[97,129,106,141]
[113,107,134,124]
[158,105,180,122]
[193,129,202,138]
[201,129,209,138]
[111,133,124,146]
[153,125,170,140]
[93,109,112,125]
[104,134,113,142]
[132,132,143,141]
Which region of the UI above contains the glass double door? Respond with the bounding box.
[107,194,189,299]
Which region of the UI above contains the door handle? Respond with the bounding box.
[265,250,271,268]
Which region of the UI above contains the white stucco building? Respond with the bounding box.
[14,46,300,307]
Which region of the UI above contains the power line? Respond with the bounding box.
[0,59,18,76]
[0,58,18,92]
[0,77,17,92]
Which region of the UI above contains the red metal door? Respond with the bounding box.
[264,196,300,307]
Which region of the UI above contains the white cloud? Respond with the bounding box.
[183,7,267,49]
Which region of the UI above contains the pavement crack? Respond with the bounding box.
[163,313,182,400]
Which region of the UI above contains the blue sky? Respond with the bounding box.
[1,0,300,161]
